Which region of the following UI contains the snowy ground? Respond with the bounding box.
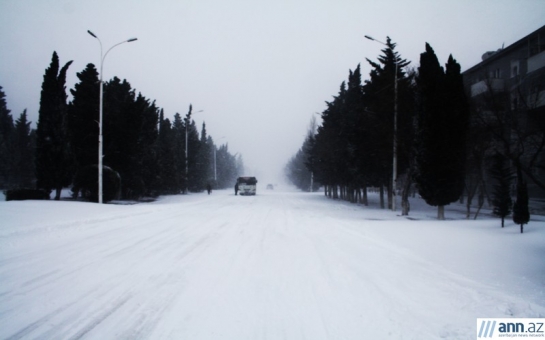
[1,186,544,339]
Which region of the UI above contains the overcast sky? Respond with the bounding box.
[1,0,544,183]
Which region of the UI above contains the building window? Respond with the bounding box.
[511,60,519,77]
[529,31,545,57]
[490,68,502,79]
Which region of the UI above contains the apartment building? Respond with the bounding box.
[462,24,545,197]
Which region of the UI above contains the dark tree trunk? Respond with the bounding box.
[438,205,445,220]
[401,174,412,216]
[379,185,385,209]
[55,186,62,200]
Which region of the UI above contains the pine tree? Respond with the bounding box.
[0,86,14,187]
[102,77,137,198]
[67,64,99,171]
[157,111,177,194]
[489,153,513,227]
[35,52,73,200]
[182,105,193,193]
[215,143,241,189]
[362,64,389,201]
[181,105,202,193]
[343,65,365,196]
[414,44,469,219]
[12,110,35,188]
[512,166,530,233]
[101,79,159,199]
[139,97,159,197]
[287,117,319,192]
[195,122,212,191]
[303,126,319,192]
[442,54,469,206]
[172,112,186,193]
[206,135,215,187]
[364,38,412,208]
[136,95,159,197]
[186,119,201,192]
[312,82,348,198]
[215,143,227,188]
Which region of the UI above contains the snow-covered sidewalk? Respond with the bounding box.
[0,188,543,339]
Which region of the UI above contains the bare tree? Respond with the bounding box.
[474,73,545,193]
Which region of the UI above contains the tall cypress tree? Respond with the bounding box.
[442,54,469,205]
[102,79,161,199]
[513,166,530,233]
[414,44,469,220]
[344,65,365,194]
[286,131,320,192]
[186,119,200,192]
[139,97,159,197]
[157,111,177,194]
[215,143,241,190]
[102,77,135,198]
[67,64,99,171]
[35,51,73,200]
[364,39,413,209]
[12,110,35,188]
[312,82,348,197]
[172,112,186,193]
[195,122,212,191]
[0,86,14,187]
[183,105,193,194]
[206,135,215,187]
[285,117,319,192]
[180,104,202,192]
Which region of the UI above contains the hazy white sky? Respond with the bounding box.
[1,0,544,183]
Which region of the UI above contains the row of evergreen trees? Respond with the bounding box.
[0,90,35,189]
[285,39,530,226]
[0,52,243,201]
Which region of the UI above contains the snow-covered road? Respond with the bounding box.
[1,188,543,339]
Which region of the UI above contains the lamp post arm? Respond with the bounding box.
[364,35,386,46]
[101,38,138,76]
[88,31,103,80]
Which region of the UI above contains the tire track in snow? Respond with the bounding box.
[4,294,85,340]
[64,294,132,340]
[0,206,203,300]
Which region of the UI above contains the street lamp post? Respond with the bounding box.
[88,30,137,204]
[214,136,226,182]
[185,112,189,194]
[365,35,398,212]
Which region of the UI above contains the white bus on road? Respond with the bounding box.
[237,177,258,196]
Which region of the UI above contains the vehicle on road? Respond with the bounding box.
[237,177,258,195]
